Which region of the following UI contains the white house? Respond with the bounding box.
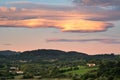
[87,63,96,67]
[16,71,24,74]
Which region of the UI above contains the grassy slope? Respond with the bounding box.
[64,66,98,75]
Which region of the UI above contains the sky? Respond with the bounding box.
[0,0,120,54]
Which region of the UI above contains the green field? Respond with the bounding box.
[9,79,71,80]
[63,66,98,75]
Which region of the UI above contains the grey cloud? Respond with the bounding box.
[73,0,120,6]
[47,38,120,44]
[2,2,120,21]
[1,44,12,46]
[7,2,74,11]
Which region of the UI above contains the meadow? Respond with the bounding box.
[64,66,98,75]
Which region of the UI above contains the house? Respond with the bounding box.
[19,60,27,63]
[87,63,96,67]
[10,67,18,70]
[9,67,19,73]
[16,71,24,74]
[9,67,24,74]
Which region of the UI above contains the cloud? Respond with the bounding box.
[47,38,120,44]
[1,44,12,46]
[0,6,16,12]
[72,0,120,21]
[0,7,8,12]
[0,1,119,32]
[0,18,113,32]
[73,0,120,6]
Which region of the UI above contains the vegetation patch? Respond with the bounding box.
[64,66,98,75]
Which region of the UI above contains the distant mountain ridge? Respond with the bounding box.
[22,49,88,56]
[0,49,118,62]
[0,50,18,56]
[19,49,89,61]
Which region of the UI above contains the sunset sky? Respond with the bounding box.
[0,0,120,54]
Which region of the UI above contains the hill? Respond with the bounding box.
[0,50,18,56]
[19,49,89,62]
[0,49,118,63]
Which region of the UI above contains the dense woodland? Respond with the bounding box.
[0,49,120,80]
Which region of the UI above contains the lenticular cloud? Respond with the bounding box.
[0,1,119,33]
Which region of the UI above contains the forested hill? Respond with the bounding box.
[0,50,18,56]
[19,49,89,61]
[0,49,119,62]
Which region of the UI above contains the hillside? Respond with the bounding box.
[0,49,118,63]
[0,49,119,79]
[0,50,18,56]
[19,49,89,62]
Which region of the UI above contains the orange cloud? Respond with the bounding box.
[0,18,113,32]
[0,6,113,32]
[56,20,113,32]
